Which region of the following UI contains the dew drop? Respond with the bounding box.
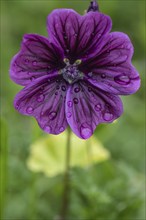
[56,85,60,90]
[32,61,37,66]
[88,72,92,77]
[80,126,92,139]
[67,101,73,108]
[114,75,130,85]
[59,126,65,132]
[55,91,58,96]
[66,49,69,53]
[37,94,45,102]
[62,85,66,91]
[15,104,19,109]
[73,98,78,104]
[26,106,34,114]
[98,33,102,38]
[126,45,131,49]
[74,87,80,93]
[45,125,51,133]
[103,112,113,121]
[25,59,29,63]
[123,55,128,60]
[88,87,92,92]
[31,76,35,81]
[64,35,67,39]
[67,112,72,118]
[95,104,102,112]
[74,33,78,37]
[49,111,57,120]
[101,74,106,79]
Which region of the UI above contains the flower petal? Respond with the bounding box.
[80,32,140,95]
[65,81,123,139]
[10,34,64,86]
[47,9,112,61]
[84,64,140,95]
[14,75,68,134]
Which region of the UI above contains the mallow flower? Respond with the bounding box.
[10,1,140,139]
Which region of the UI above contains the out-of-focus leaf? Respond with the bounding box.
[0,118,8,219]
[27,131,110,177]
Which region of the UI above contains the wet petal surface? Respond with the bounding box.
[47,9,111,62]
[65,81,123,139]
[80,32,140,95]
[10,34,64,86]
[14,75,68,134]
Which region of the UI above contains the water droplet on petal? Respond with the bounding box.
[95,104,102,112]
[56,85,60,90]
[66,49,69,53]
[88,72,92,77]
[32,61,37,66]
[74,33,78,37]
[64,35,67,39]
[67,101,73,108]
[88,87,92,92]
[37,94,45,102]
[103,112,113,121]
[49,111,57,120]
[126,45,131,49]
[80,125,92,139]
[59,126,65,132]
[62,85,66,91]
[101,74,106,78]
[73,98,78,104]
[31,76,35,81]
[25,59,29,63]
[98,33,102,38]
[26,106,34,114]
[67,112,72,118]
[55,91,58,96]
[114,75,130,85]
[45,125,51,133]
[15,104,19,109]
[74,87,80,93]
[123,55,128,61]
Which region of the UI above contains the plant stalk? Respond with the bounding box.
[59,129,71,220]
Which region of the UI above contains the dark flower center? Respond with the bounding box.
[60,58,84,84]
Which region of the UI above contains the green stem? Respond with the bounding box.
[59,129,71,220]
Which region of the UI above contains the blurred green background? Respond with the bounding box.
[0,0,145,219]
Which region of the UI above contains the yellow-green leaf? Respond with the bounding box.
[27,131,110,177]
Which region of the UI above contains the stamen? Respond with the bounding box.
[75,59,82,65]
[63,58,70,64]
[60,59,84,84]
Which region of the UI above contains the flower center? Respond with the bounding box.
[60,58,83,84]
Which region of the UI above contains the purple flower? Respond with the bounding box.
[10,6,140,139]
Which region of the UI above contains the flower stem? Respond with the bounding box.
[59,128,71,220]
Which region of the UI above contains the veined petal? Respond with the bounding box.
[81,32,135,69]
[14,75,68,134]
[65,81,123,139]
[80,32,140,95]
[10,34,64,86]
[47,9,112,61]
[84,64,140,95]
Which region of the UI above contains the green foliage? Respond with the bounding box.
[0,118,8,219]
[27,132,110,177]
[3,160,144,220]
[1,0,145,219]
